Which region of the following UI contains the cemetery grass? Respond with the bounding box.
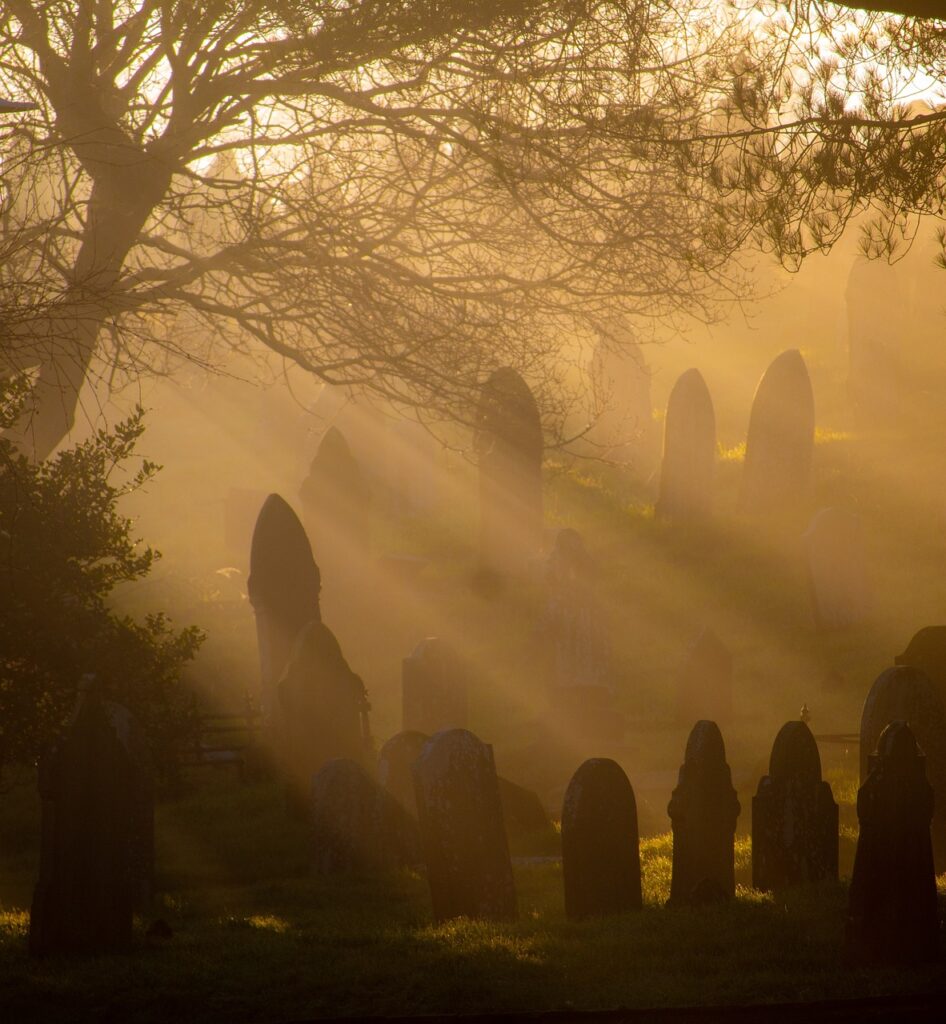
[1,777,945,1024]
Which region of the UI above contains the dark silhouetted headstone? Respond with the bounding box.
[739,349,815,515]
[655,368,715,524]
[667,721,740,905]
[896,625,946,708]
[402,638,468,735]
[247,494,321,721]
[497,776,555,847]
[413,729,517,922]
[311,758,417,873]
[803,508,870,630]
[299,426,371,555]
[379,729,430,818]
[676,627,732,726]
[847,722,939,964]
[561,759,642,919]
[279,620,371,813]
[859,665,946,871]
[29,689,142,956]
[475,368,543,580]
[752,721,838,890]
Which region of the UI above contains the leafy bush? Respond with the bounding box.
[0,380,203,785]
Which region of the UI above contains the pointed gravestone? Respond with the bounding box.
[402,637,468,735]
[752,721,838,890]
[475,368,543,581]
[739,349,815,516]
[655,368,715,525]
[311,758,417,874]
[803,508,870,630]
[561,759,642,919]
[278,620,371,814]
[859,665,946,871]
[413,729,517,922]
[667,721,740,905]
[247,494,322,722]
[299,425,371,556]
[896,625,946,708]
[847,722,939,964]
[676,627,732,726]
[29,688,141,956]
[541,528,618,741]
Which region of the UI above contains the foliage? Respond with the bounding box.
[0,382,203,782]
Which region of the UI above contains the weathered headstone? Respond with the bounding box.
[29,688,141,956]
[655,368,715,524]
[247,494,321,722]
[402,637,468,735]
[279,620,371,814]
[667,721,740,905]
[859,664,946,871]
[752,721,838,890]
[803,508,871,630]
[739,349,815,515]
[379,729,430,818]
[847,722,940,964]
[413,729,517,922]
[896,625,946,707]
[561,759,642,919]
[586,332,656,470]
[676,627,732,725]
[299,425,371,555]
[311,758,417,874]
[497,776,556,848]
[475,367,543,580]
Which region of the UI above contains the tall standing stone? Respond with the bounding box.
[475,368,543,580]
[402,638,468,735]
[859,665,946,870]
[739,349,815,516]
[299,425,371,556]
[247,494,321,722]
[655,368,715,524]
[561,759,642,919]
[847,722,939,964]
[895,625,946,708]
[676,627,732,725]
[752,721,838,890]
[279,620,371,813]
[803,508,871,630]
[413,729,517,922]
[667,721,740,904]
[29,689,141,955]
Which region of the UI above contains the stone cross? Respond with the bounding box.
[561,758,642,919]
[655,368,715,525]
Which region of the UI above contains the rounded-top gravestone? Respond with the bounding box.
[413,728,517,922]
[561,759,642,919]
[847,722,939,964]
[859,664,946,871]
[739,349,815,516]
[752,721,838,890]
[803,507,870,630]
[655,367,715,525]
[667,721,740,905]
[895,625,946,707]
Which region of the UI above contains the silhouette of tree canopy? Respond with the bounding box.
[1,1,945,455]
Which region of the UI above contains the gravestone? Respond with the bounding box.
[561,759,642,919]
[379,729,430,818]
[497,776,556,849]
[847,722,940,964]
[739,349,815,515]
[586,332,656,470]
[655,368,715,524]
[803,508,871,630]
[752,721,838,890]
[402,637,468,735]
[676,627,732,725]
[475,367,543,580]
[896,625,946,707]
[279,620,371,814]
[247,494,322,722]
[667,721,740,905]
[541,529,618,740]
[29,688,141,956]
[859,665,946,871]
[413,729,517,922]
[299,425,371,555]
